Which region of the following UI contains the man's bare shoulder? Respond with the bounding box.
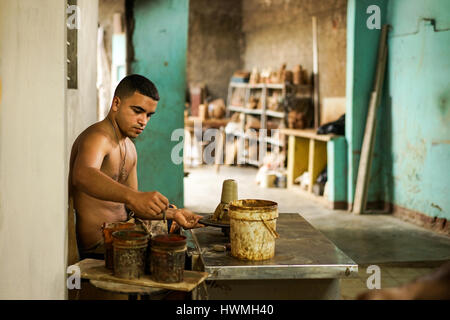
[74,121,113,150]
[69,121,113,193]
[126,137,137,153]
[125,138,138,166]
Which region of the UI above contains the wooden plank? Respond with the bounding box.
[184,117,230,128]
[280,128,336,142]
[266,110,284,118]
[353,25,389,214]
[228,106,262,115]
[287,136,309,187]
[67,0,78,89]
[73,259,209,292]
[260,85,267,130]
[312,16,320,129]
[229,82,249,88]
[90,280,167,295]
[308,140,327,193]
[265,83,284,89]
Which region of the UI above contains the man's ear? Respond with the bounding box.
[112,96,121,112]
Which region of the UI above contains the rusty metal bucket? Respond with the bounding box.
[112,230,149,279]
[229,199,279,261]
[150,234,187,283]
[102,222,137,270]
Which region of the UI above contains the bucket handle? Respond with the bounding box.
[261,219,280,239]
[218,203,229,220]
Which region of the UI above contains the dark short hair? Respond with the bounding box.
[114,74,160,101]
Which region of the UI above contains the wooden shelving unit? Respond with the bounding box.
[280,128,346,209]
[282,129,334,191]
[225,82,310,166]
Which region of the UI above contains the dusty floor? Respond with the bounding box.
[184,165,450,299]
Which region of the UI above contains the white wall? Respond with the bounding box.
[0,0,98,299]
[0,0,67,299]
[67,0,98,156]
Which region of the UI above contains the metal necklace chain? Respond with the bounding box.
[107,116,127,181]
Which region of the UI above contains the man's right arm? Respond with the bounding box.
[72,132,133,204]
[71,132,168,218]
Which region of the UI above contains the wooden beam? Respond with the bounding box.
[67,0,78,89]
[353,25,389,214]
[312,16,320,128]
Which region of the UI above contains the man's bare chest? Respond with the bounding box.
[101,146,133,183]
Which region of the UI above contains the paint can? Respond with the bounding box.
[229,199,279,260]
[261,172,277,188]
[102,222,137,270]
[150,234,187,283]
[112,230,149,279]
[275,173,287,188]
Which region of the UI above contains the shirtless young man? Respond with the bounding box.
[69,74,203,258]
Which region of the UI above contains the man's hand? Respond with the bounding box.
[171,208,204,230]
[126,191,169,219]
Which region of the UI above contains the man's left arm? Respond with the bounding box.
[125,142,138,217]
[125,142,203,229]
[126,159,138,191]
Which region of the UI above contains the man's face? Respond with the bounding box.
[114,91,158,138]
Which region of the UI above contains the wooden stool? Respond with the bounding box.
[89,280,170,300]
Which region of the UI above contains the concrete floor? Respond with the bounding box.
[184,165,450,299]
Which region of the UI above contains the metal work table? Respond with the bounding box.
[187,213,358,300]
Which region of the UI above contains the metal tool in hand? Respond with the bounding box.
[161,204,176,223]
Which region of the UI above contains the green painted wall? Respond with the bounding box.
[347,0,450,218]
[346,0,388,206]
[383,0,450,218]
[327,137,347,204]
[131,0,189,207]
